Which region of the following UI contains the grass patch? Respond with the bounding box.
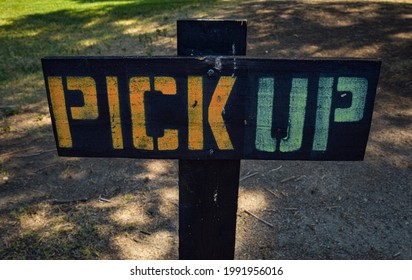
[0,0,221,108]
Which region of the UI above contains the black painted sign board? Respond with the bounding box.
[42,56,380,160]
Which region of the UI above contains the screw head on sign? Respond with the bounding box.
[207,69,215,77]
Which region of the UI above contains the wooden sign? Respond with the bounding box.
[42,56,380,160]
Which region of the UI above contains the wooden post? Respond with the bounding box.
[177,19,247,260]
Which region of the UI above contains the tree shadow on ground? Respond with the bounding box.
[0,133,180,259]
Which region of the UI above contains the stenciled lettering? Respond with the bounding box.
[188,76,203,150]
[188,76,236,150]
[334,77,368,122]
[312,77,333,151]
[279,78,308,152]
[256,76,368,153]
[47,76,99,148]
[255,77,308,153]
[255,77,276,152]
[106,76,124,149]
[154,77,179,151]
[130,76,179,151]
[47,76,72,148]
[67,76,98,120]
[46,73,371,156]
[129,77,153,150]
[208,76,236,150]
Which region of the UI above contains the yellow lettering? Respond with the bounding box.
[129,77,153,150]
[67,77,98,120]
[154,77,179,150]
[158,129,179,150]
[106,76,123,149]
[47,76,72,148]
[208,76,235,150]
[188,76,203,150]
[154,76,176,95]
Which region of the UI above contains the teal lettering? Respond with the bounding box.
[334,77,368,122]
[255,77,308,153]
[256,76,367,154]
[312,77,333,151]
[279,78,308,152]
[255,78,276,152]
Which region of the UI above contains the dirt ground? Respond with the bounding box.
[0,0,411,259]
